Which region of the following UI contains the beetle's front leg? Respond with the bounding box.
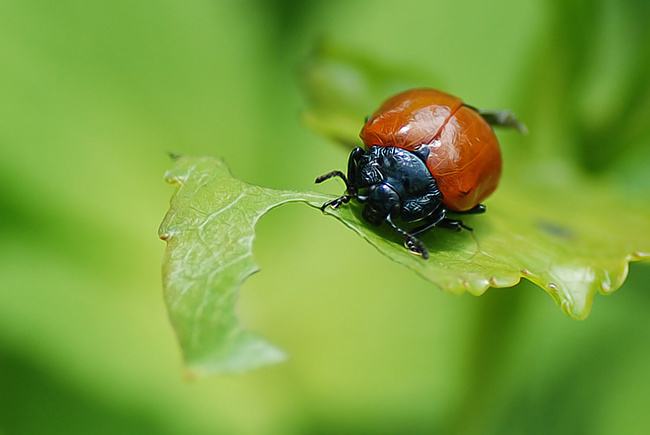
[319,195,352,212]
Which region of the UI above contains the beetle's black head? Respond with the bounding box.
[315,146,403,217]
[362,183,400,225]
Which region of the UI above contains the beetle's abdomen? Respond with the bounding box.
[360,88,502,212]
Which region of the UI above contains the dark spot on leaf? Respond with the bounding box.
[537,220,574,239]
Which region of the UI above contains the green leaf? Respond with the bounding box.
[160,154,649,374]
[329,181,650,318]
[160,43,650,374]
[158,157,328,374]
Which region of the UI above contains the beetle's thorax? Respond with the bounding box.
[354,146,436,198]
[349,146,443,225]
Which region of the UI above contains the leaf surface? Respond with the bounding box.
[160,154,649,374]
[159,157,325,374]
[160,43,650,374]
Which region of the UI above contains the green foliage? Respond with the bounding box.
[158,27,650,374]
[159,30,650,373]
[159,157,325,373]
[160,149,649,373]
[330,185,650,318]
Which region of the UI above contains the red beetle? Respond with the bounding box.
[316,88,524,259]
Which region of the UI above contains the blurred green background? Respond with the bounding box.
[1,1,649,434]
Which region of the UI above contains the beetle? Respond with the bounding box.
[315,88,525,259]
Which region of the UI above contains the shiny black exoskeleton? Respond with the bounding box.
[315,146,484,259]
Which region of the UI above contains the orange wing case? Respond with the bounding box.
[360,89,502,212]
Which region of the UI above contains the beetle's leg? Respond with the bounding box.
[464,104,527,134]
[385,215,429,259]
[410,207,447,237]
[439,204,484,229]
[438,218,472,232]
[453,203,486,215]
[319,195,352,212]
[317,147,367,210]
[409,208,475,236]
[480,110,527,134]
[315,170,352,211]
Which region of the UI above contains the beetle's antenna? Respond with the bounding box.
[314,170,351,190]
